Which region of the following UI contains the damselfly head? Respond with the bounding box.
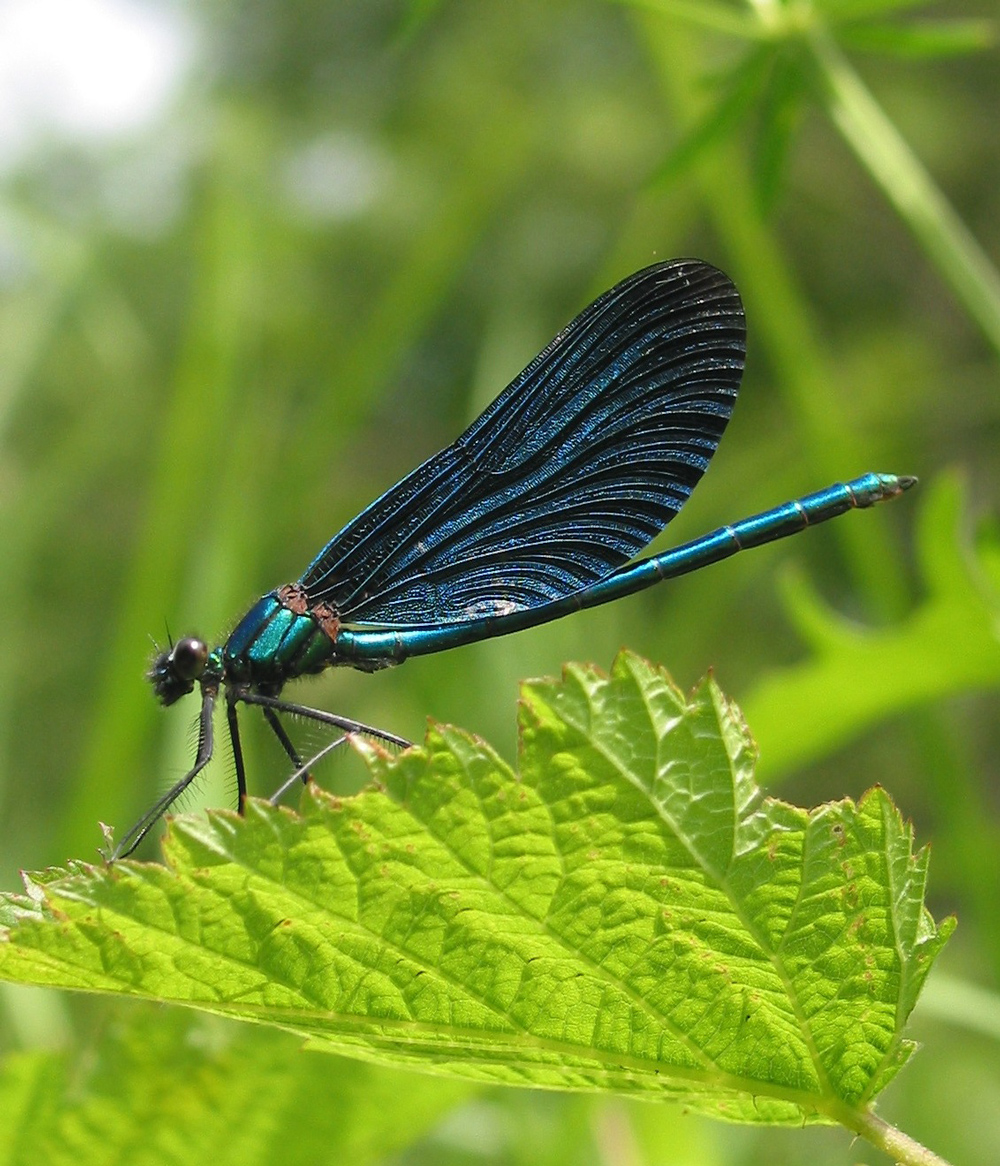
[148,636,209,706]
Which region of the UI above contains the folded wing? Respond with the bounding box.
[299,259,745,626]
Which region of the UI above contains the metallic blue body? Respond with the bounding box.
[223,595,332,686]
[113,259,914,861]
[214,472,908,678]
[329,471,906,666]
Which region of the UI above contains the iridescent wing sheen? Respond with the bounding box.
[299,259,745,627]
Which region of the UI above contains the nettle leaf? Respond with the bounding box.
[0,654,951,1126]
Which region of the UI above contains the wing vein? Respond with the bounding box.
[298,260,745,627]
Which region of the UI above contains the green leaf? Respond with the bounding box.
[0,655,951,1127]
[745,473,1000,780]
[615,0,764,42]
[819,0,937,20]
[650,50,771,190]
[394,0,447,46]
[0,1007,470,1166]
[838,20,996,59]
[753,53,808,213]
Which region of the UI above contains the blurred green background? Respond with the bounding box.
[0,0,997,1162]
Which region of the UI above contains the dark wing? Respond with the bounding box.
[300,259,745,626]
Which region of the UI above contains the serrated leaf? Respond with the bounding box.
[0,654,951,1127]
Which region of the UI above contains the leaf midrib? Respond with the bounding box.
[569,684,836,1100]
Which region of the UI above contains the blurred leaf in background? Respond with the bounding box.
[0,0,996,1162]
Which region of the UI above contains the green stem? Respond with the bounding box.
[832,1103,954,1166]
[807,25,1000,358]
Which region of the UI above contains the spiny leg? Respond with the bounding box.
[226,695,248,810]
[259,702,317,794]
[261,704,308,772]
[267,734,348,806]
[239,691,411,749]
[107,685,218,861]
[237,691,411,807]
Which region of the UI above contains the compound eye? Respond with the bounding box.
[169,637,208,682]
